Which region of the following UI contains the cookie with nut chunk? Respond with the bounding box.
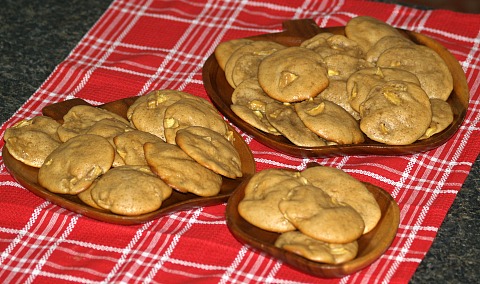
[258,46,328,103]
[4,116,62,168]
[38,134,115,195]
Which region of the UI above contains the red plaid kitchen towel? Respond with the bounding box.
[1,0,479,283]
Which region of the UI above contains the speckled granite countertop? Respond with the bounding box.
[1,0,478,283]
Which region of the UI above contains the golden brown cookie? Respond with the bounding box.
[144,141,222,197]
[376,45,453,101]
[326,34,365,58]
[38,134,115,194]
[278,185,365,244]
[175,126,242,179]
[214,38,254,71]
[345,16,403,53]
[77,186,104,210]
[300,32,334,51]
[230,78,281,135]
[239,169,308,233]
[301,33,364,59]
[258,46,328,103]
[57,105,129,142]
[224,40,286,88]
[365,35,414,63]
[265,102,327,147]
[163,98,229,144]
[89,165,172,216]
[316,80,360,120]
[347,67,421,112]
[113,130,165,166]
[295,99,364,145]
[275,231,358,264]
[85,118,134,167]
[128,90,211,141]
[419,98,454,140]
[4,116,62,168]
[359,80,432,145]
[300,165,381,234]
[323,54,373,81]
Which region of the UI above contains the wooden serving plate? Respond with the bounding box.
[202,19,469,157]
[2,97,256,225]
[226,176,400,278]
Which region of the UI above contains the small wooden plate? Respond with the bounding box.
[226,177,400,278]
[3,97,256,225]
[202,19,469,157]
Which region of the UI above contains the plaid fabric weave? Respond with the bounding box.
[1,0,479,283]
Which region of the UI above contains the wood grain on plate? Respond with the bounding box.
[2,97,256,225]
[226,176,400,278]
[202,19,469,157]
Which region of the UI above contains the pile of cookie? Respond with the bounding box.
[3,90,243,216]
[215,16,454,146]
[238,166,381,264]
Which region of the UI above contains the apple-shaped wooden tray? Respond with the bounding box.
[2,97,256,225]
[202,19,469,157]
[226,174,400,278]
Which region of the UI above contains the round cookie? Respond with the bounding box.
[144,141,222,197]
[278,185,365,244]
[326,34,364,58]
[265,102,327,147]
[347,67,421,112]
[295,99,364,145]
[376,45,453,101]
[89,165,172,216]
[86,118,134,167]
[301,33,364,59]
[258,46,328,103]
[175,126,242,179]
[323,54,373,81]
[77,186,105,210]
[365,35,414,63]
[113,130,165,166]
[238,186,296,233]
[300,32,334,50]
[300,165,381,234]
[243,168,307,198]
[316,80,360,120]
[128,89,211,141]
[359,80,432,145]
[275,231,358,264]
[224,40,286,88]
[419,98,454,140]
[163,97,229,144]
[38,134,115,195]
[214,38,254,71]
[57,105,129,142]
[230,78,281,135]
[239,169,308,233]
[4,116,62,168]
[345,16,403,53]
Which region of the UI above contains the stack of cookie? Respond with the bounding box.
[3,90,243,216]
[216,16,454,146]
[238,166,381,264]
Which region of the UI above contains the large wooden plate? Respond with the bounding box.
[226,175,400,278]
[3,97,256,225]
[202,19,469,157]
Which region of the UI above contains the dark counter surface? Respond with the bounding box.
[1,0,479,283]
